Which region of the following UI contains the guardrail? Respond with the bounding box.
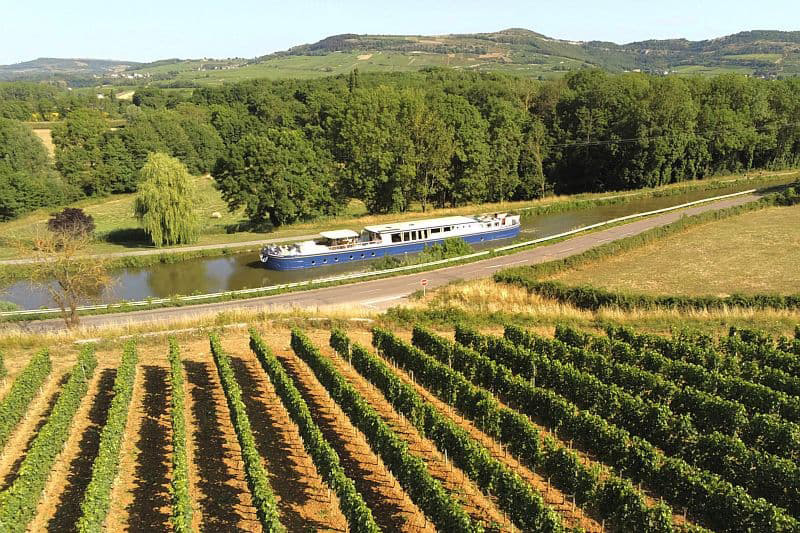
[0,189,757,318]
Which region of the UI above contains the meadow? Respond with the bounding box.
[549,204,800,296]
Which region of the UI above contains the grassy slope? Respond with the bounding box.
[139,51,585,85]
[549,204,800,296]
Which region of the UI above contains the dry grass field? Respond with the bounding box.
[549,204,800,296]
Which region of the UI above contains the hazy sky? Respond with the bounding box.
[2,0,798,65]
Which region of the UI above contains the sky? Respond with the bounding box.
[1,0,798,65]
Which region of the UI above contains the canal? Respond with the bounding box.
[2,179,789,310]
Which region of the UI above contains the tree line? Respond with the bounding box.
[1,68,799,225]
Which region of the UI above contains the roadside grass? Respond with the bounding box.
[549,204,800,296]
[2,278,796,362]
[395,278,800,337]
[0,306,381,354]
[0,170,794,260]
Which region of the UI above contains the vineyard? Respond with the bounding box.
[0,322,798,532]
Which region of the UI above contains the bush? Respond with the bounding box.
[47,207,95,237]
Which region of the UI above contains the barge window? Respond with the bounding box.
[443,226,451,232]
[391,233,401,243]
[403,231,410,242]
[431,227,441,234]
[421,230,428,239]
[412,230,418,240]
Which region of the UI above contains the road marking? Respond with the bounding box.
[355,288,382,294]
[361,295,406,306]
[500,259,528,267]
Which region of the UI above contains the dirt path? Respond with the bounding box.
[183,347,262,532]
[310,333,515,531]
[275,342,435,532]
[0,233,318,265]
[106,359,173,531]
[31,363,117,532]
[0,370,69,490]
[228,345,349,531]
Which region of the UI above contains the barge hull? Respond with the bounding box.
[263,225,520,271]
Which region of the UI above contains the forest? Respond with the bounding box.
[1,68,799,226]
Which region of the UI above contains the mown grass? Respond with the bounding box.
[550,204,800,296]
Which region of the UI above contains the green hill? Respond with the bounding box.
[0,57,141,81]
[3,28,799,85]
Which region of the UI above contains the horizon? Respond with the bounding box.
[2,0,799,65]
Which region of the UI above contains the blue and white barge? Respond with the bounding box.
[260,213,521,270]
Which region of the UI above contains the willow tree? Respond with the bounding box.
[134,152,199,247]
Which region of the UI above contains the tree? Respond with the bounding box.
[406,92,454,212]
[175,104,224,173]
[47,208,95,237]
[432,92,490,207]
[516,116,548,199]
[336,86,416,213]
[0,166,67,221]
[134,153,199,247]
[0,119,71,220]
[484,97,525,202]
[0,118,50,173]
[97,134,137,193]
[52,109,109,196]
[214,129,340,227]
[21,230,111,328]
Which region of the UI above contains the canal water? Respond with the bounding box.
[2,179,789,310]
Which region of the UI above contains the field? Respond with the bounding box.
[30,128,54,158]
[127,51,589,85]
[549,204,800,296]
[0,311,798,532]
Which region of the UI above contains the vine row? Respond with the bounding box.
[209,334,284,532]
[249,329,380,532]
[555,324,800,422]
[447,325,796,532]
[0,346,97,533]
[0,349,51,451]
[331,329,567,532]
[289,328,480,532]
[77,340,138,532]
[362,327,672,532]
[168,338,193,532]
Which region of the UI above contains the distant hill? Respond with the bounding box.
[2,29,799,85]
[0,57,141,81]
[256,28,800,77]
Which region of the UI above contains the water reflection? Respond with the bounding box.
[3,179,791,310]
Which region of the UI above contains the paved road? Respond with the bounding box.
[12,192,762,332]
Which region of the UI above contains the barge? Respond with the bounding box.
[260,213,521,270]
